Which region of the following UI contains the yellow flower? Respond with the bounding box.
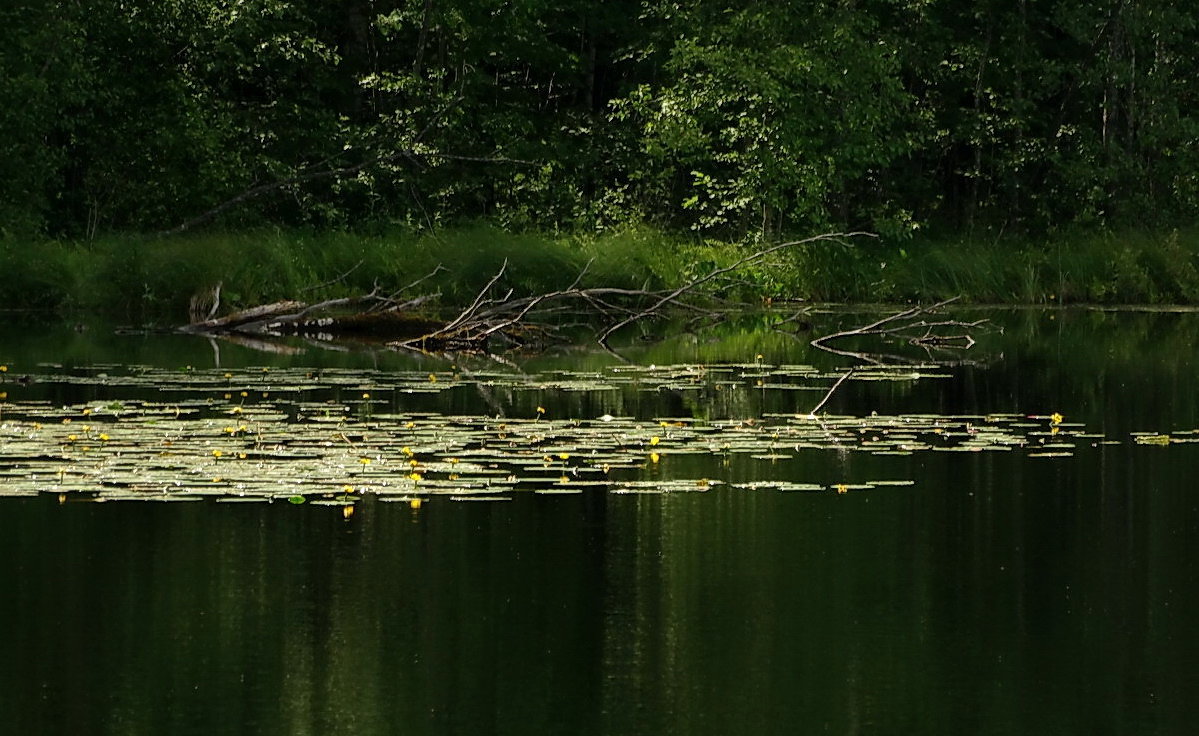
[99,433,110,441]
[408,472,422,482]
[650,436,660,446]
[428,373,438,383]
[212,449,223,458]
[343,484,355,493]
[409,498,423,510]
[0,365,7,372]
[649,452,660,463]
[835,484,849,494]
[359,457,371,465]
[1050,412,1064,425]
[362,392,371,399]
[558,452,570,460]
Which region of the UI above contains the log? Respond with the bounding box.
[180,300,308,333]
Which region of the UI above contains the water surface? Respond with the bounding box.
[2,309,1198,734]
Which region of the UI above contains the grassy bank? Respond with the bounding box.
[2,224,1198,322]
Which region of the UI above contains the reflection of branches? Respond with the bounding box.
[803,298,989,413]
[809,297,988,366]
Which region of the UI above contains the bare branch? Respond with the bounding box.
[302,260,365,294]
[809,298,987,365]
[599,232,875,346]
[808,369,855,417]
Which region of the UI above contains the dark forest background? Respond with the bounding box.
[3,0,1196,241]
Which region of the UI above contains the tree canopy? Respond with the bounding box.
[3,0,1196,240]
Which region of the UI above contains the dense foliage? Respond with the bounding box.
[3,0,1196,240]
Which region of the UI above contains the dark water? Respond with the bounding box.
[2,309,1199,734]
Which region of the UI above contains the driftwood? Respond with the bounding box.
[181,300,307,333]
[384,231,876,351]
[177,232,991,361]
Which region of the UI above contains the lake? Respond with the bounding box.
[2,307,1198,734]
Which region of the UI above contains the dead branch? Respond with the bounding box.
[598,231,876,346]
[181,300,307,333]
[177,230,920,357]
[809,298,988,365]
[808,369,855,417]
[302,261,365,293]
[376,265,449,309]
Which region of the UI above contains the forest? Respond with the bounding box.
[3,0,1195,243]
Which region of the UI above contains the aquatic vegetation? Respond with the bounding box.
[0,360,1133,505]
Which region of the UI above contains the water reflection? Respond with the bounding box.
[2,309,1199,734]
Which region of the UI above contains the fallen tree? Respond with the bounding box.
[179,232,988,357]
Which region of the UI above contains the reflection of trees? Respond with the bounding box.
[6,310,1199,733]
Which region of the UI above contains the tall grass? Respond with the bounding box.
[2,224,1197,321]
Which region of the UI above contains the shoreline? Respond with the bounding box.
[2,224,1197,321]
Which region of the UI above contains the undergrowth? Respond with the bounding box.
[1,224,1197,322]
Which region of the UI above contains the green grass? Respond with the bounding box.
[2,224,1198,321]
